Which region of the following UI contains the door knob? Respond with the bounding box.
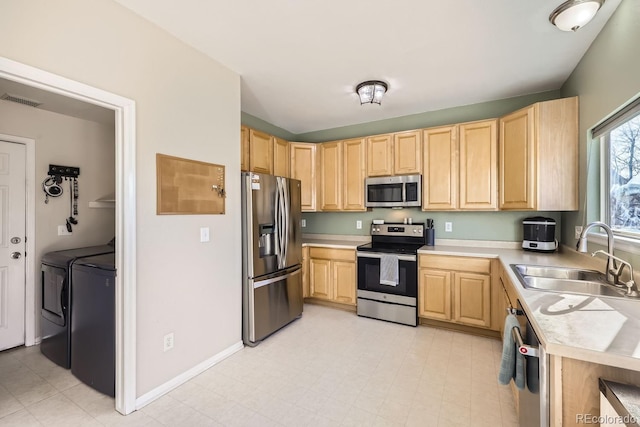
[11,252,21,259]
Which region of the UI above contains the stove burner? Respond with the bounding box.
[356,242,423,255]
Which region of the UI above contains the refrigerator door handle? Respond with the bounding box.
[253,268,301,289]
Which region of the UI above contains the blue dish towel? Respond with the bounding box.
[498,314,525,390]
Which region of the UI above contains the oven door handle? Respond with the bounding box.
[356,252,416,262]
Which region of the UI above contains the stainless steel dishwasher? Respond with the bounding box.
[513,300,549,427]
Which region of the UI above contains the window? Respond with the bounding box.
[595,97,640,238]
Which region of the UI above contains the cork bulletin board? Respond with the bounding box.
[156,153,226,215]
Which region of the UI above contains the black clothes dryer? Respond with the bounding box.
[70,253,116,397]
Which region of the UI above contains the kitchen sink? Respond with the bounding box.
[510,264,629,299]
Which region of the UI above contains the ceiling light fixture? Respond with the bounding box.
[549,0,604,32]
[356,80,388,105]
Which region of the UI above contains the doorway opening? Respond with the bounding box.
[0,56,137,415]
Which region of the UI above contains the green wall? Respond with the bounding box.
[241,111,298,141]
[303,209,562,242]
[295,91,560,142]
[560,0,640,263]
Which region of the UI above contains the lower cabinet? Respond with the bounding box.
[418,254,492,328]
[308,247,356,306]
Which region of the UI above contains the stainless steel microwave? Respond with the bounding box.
[365,175,422,208]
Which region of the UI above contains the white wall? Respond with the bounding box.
[0,100,116,333]
[0,0,241,396]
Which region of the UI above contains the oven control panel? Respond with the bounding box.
[370,223,424,236]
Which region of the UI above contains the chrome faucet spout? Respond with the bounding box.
[577,221,618,284]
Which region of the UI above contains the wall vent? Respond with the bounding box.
[0,93,42,108]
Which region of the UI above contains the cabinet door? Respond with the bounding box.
[453,272,491,328]
[343,138,366,211]
[499,106,535,209]
[302,247,309,298]
[394,130,421,174]
[310,258,332,300]
[319,141,343,211]
[333,261,356,305]
[241,126,250,172]
[459,119,498,210]
[273,137,290,178]
[290,142,317,212]
[418,269,452,321]
[422,126,458,210]
[367,134,393,176]
[249,129,273,174]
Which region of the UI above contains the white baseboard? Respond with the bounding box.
[135,340,244,410]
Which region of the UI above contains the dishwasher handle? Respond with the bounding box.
[512,326,539,358]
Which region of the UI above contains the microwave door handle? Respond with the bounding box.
[402,182,406,203]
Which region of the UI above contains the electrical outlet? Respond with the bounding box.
[58,225,72,236]
[445,222,453,232]
[301,219,306,228]
[575,226,583,240]
[356,220,362,229]
[163,333,174,352]
[200,227,210,242]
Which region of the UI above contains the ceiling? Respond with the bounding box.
[114,0,621,135]
[0,1,621,133]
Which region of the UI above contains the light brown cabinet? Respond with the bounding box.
[290,142,317,212]
[319,141,342,211]
[241,126,250,172]
[499,96,578,210]
[418,254,492,328]
[249,129,273,174]
[302,246,309,298]
[393,130,422,174]
[308,247,356,305]
[319,138,366,211]
[367,131,421,177]
[342,138,367,211]
[273,137,290,177]
[422,120,497,211]
[422,125,458,210]
[459,119,498,210]
[367,134,393,176]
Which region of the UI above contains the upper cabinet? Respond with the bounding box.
[367,131,421,177]
[241,126,250,172]
[249,129,273,174]
[499,97,578,210]
[290,142,317,212]
[342,138,367,211]
[319,141,342,211]
[422,119,497,211]
[459,119,498,210]
[319,138,367,211]
[273,137,290,178]
[394,130,422,175]
[422,125,458,210]
[367,134,393,177]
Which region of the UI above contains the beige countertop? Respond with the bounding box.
[303,234,640,370]
[419,243,640,371]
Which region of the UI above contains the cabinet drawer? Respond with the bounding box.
[309,247,355,262]
[419,254,491,274]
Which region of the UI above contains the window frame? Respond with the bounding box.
[596,96,640,244]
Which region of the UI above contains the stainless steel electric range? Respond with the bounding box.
[356,222,426,326]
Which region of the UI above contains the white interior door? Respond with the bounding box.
[0,140,26,351]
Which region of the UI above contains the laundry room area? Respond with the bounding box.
[0,78,117,397]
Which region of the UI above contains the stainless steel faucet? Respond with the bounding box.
[592,250,639,297]
[576,221,619,284]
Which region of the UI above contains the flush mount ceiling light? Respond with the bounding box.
[356,80,388,105]
[549,0,604,32]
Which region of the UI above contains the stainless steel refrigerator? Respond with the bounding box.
[241,172,303,346]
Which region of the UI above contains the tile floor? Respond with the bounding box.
[0,304,518,426]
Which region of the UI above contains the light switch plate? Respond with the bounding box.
[200,227,210,242]
[301,219,306,228]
